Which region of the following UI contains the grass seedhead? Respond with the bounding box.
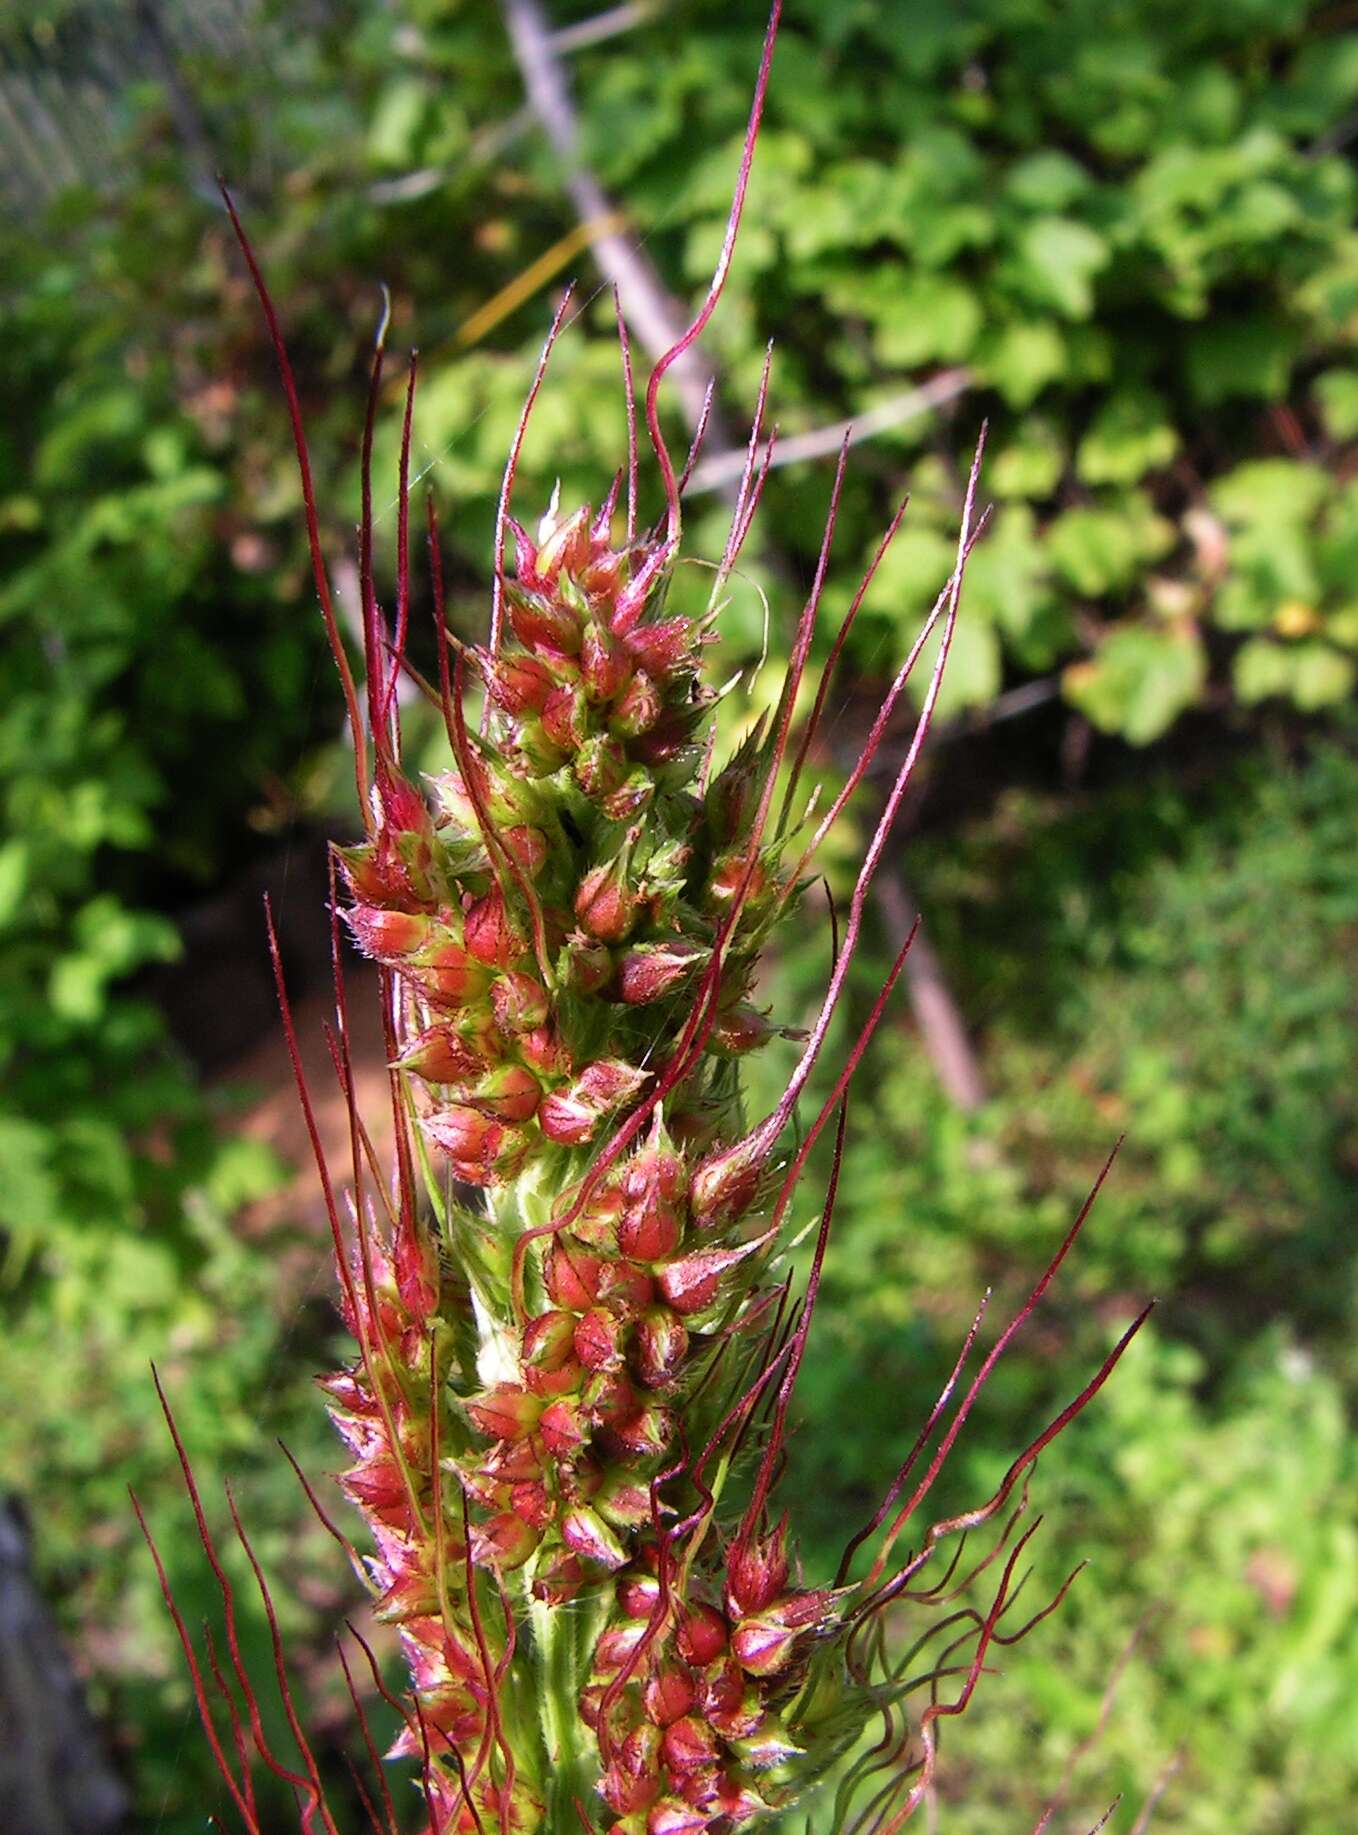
[153,6,1146,1828]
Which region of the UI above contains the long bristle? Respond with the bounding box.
[645,1,784,546]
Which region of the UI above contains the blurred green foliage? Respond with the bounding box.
[377,0,1358,739]
[767,729,1358,1830]
[0,214,328,1260]
[1,1,1357,1830]
[0,14,365,1826]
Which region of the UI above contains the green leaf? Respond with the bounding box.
[1314,369,1358,442]
[910,614,1003,718]
[1185,314,1301,406]
[0,1116,59,1237]
[1009,217,1109,319]
[871,274,983,367]
[1005,151,1090,213]
[1295,239,1358,339]
[1326,602,1358,650]
[1215,523,1321,625]
[865,525,957,617]
[1062,323,1115,385]
[0,494,41,533]
[909,200,995,268]
[1210,460,1330,529]
[1293,643,1357,709]
[1212,573,1276,634]
[990,422,1066,500]
[977,320,1066,409]
[1178,63,1242,142]
[1047,496,1175,597]
[368,78,431,165]
[1064,626,1206,743]
[964,503,1042,628]
[1234,636,1357,708]
[48,952,108,1024]
[33,383,143,488]
[1076,388,1178,486]
[967,505,1074,669]
[0,840,27,931]
[1270,32,1358,136]
[1233,636,1295,703]
[72,894,180,974]
[201,1137,287,1212]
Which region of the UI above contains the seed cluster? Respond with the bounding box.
[584,1522,841,1833]
[340,493,778,1190]
[332,492,839,1829]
